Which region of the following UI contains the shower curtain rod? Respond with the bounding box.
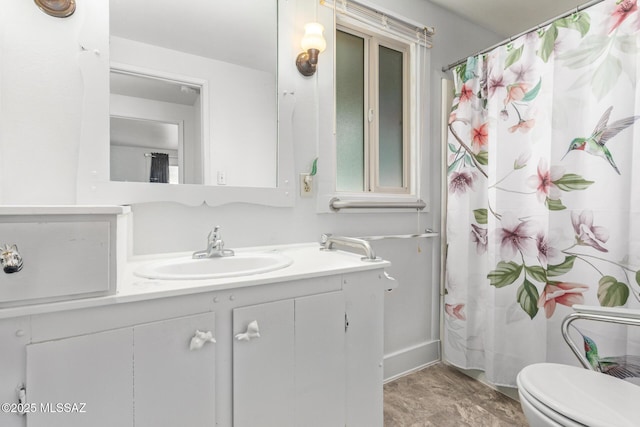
[441,0,605,72]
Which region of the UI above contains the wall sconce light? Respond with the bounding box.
[34,0,76,18]
[296,23,327,76]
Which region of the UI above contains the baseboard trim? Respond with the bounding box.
[383,340,440,383]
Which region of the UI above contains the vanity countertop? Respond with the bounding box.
[0,243,390,319]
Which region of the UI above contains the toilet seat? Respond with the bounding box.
[517,363,640,427]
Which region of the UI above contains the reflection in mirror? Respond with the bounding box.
[109,0,278,188]
[110,71,202,185]
[110,118,180,184]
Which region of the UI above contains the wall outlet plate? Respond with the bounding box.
[300,173,312,197]
[217,171,227,185]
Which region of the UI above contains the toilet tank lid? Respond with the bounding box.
[517,363,640,427]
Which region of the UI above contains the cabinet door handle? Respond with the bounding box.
[235,320,260,342]
[189,330,216,351]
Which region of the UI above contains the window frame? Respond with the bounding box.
[336,25,411,195]
[315,3,430,213]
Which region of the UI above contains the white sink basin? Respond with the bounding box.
[134,252,293,280]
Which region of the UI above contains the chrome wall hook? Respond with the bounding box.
[0,244,23,274]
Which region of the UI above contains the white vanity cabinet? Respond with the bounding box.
[132,313,217,427]
[233,291,346,427]
[24,312,216,427]
[0,262,389,427]
[26,328,135,427]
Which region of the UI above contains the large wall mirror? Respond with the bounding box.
[77,0,295,206]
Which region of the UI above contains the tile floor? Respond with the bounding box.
[384,363,528,426]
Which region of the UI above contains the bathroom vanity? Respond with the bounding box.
[0,210,393,427]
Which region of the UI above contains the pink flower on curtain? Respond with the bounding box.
[538,282,588,318]
[507,63,536,85]
[535,231,564,268]
[497,213,538,260]
[488,73,506,99]
[445,303,466,320]
[571,211,609,252]
[470,224,488,254]
[526,158,563,203]
[460,83,474,103]
[471,121,489,153]
[504,83,529,105]
[609,0,638,33]
[449,169,477,195]
[508,118,536,133]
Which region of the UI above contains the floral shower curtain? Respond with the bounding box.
[444,0,640,386]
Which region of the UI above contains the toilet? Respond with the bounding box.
[517,363,640,426]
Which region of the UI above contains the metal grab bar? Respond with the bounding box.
[329,197,426,211]
[320,234,381,262]
[561,305,640,371]
[358,230,439,241]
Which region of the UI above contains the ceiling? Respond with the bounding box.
[428,0,588,37]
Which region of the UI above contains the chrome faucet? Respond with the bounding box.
[193,226,235,259]
[320,233,381,262]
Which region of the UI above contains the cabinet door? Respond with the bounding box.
[26,328,134,427]
[134,312,216,427]
[233,299,294,427]
[294,291,346,427]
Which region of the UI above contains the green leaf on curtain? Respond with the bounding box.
[539,24,559,62]
[464,153,473,166]
[558,36,609,69]
[547,256,576,277]
[552,173,594,191]
[517,279,540,319]
[447,157,463,174]
[597,276,629,307]
[522,78,542,102]
[554,12,591,37]
[568,70,594,92]
[614,35,639,54]
[636,270,640,286]
[455,63,468,83]
[473,208,488,225]
[591,54,622,100]
[474,151,489,165]
[448,143,458,153]
[504,45,524,69]
[545,197,566,211]
[464,57,478,81]
[488,261,523,288]
[525,265,547,283]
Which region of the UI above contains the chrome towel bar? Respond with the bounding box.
[358,230,439,241]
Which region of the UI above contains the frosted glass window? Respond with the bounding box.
[335,25,410,195]
[378,46,403,188]
[336,30,365,192]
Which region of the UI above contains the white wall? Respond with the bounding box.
[0,0,500,379]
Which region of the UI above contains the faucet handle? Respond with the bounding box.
[208,226,222,243]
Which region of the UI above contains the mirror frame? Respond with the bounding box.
[77,0,295,207]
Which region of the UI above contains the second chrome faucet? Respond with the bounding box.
[193,226,235,259]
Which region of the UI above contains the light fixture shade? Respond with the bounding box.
[301,23,326,53]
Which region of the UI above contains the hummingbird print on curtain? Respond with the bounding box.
[562,106,640,174]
